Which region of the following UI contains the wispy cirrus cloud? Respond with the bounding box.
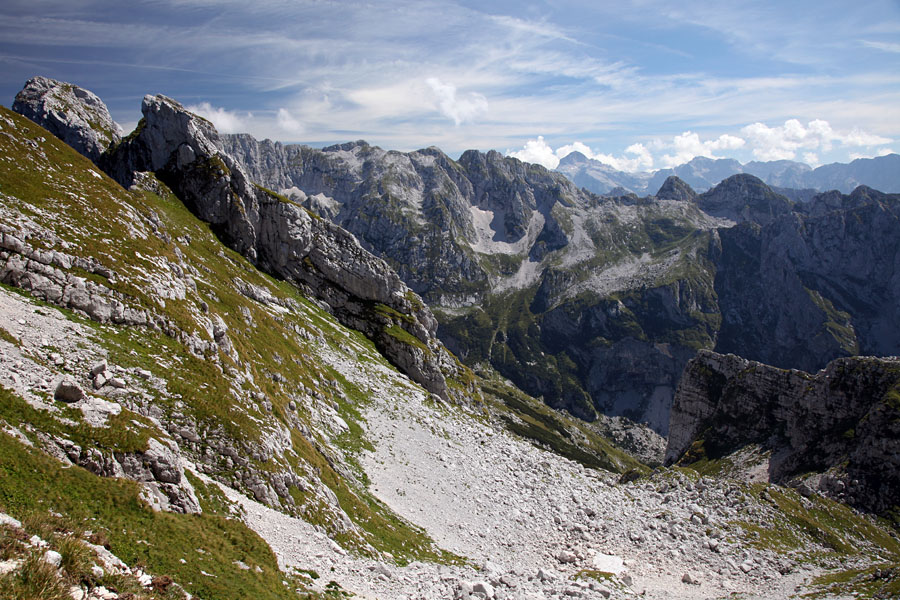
[862,40,900,53]
[0,0,898,163]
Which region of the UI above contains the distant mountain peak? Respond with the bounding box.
[555,152,900,195]
[558,150,588,166]
[655,175,697,202]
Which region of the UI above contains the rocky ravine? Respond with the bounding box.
[226,355,851,600]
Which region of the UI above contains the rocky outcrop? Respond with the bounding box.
[103,94,453,399]
[666,350,900,514]
[12,76,122,162]
[49,432,201,514]
[655,176,698,202]
[712,188,900,371]
[697,174,793,225]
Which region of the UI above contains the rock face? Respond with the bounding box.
[666,350,900,514]
[222,135,584,306]
[655,176,697,202]
[12,76,122,162]
[225,127,900,433]
[696,174,793,225]
[713,185,900,371]
[102,95,454,399]
[10,80,457,401]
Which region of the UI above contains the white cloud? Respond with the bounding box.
[507,136,560,169]
[581,143,653,172]
[426,77,488,126]
[186,102,251,134]
[276,108,303,135]
[849,147,895,160]
[741,119,892,161]
[506,120,895,174]
[657,131,745,167]
[507,138,654,172]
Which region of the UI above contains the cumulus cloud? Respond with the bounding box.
[426,77,488,126]
[657,131,745,167]
[507,138,654,171]
[276,108,303,135]
[740,119,892,161]
[508,119,895,174]
[507,136,560,169]
[554,140,653,171]
[186,102,251,134]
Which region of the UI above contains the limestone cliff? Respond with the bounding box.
[666,350,900,514]
[13,76,122,162]
[15,82,458,401]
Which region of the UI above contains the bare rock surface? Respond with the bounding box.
[218,339,850,600]
[667,349,900,514]
[12,76,122,162]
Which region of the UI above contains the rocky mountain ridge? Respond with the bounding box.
[557,151,900,195]
[14,77,463,402]
[223,129,900,436]
[2,75,900,600]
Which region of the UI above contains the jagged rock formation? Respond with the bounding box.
[223,135,585,305]
[13,76,122,162]
[713,185,900,371]
[224,130,900,435]
[655,175,698,202]
[696,174,793,225]
[666,350,900,515]
[16,81,458,401]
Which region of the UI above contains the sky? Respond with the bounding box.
[1,0,898,172]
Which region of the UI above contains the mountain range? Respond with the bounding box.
[1,76,899,600]
[221,133,900,439]
[556,151,900,196]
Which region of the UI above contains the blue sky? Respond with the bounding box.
[1,0,898,171]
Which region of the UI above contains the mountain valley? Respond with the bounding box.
[0,76,899,600]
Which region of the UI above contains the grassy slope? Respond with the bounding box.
[0,106,459,596]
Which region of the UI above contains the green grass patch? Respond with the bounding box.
[0,429,307,600]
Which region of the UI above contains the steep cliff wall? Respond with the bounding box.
[15,78,462,401]
[667,350,900,514]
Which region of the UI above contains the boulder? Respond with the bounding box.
[54,378,85,403]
